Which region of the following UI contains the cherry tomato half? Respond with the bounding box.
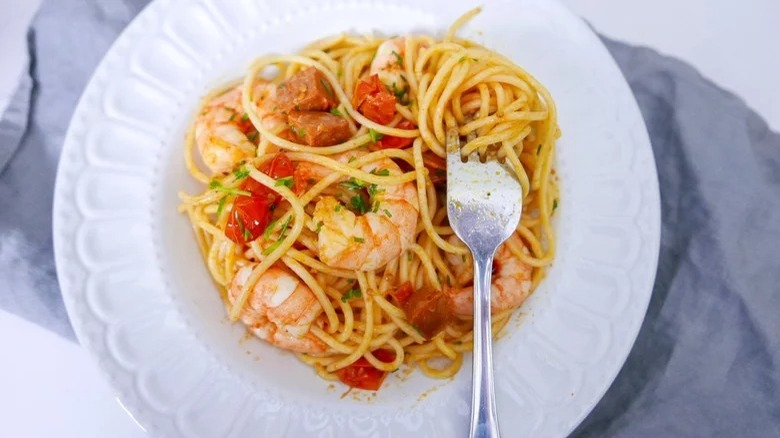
[225,195,273,245]
[389,281,414,306]
[374,119,416,149]
[261,153,295,179]
[352,74,397,125]
[336,349,396,391]
[224,153,296,244]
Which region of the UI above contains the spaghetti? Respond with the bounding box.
[178,8,559,390]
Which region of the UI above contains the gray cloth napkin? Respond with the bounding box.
[1,0,778,436]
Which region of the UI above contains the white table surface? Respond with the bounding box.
[1,1,778,437]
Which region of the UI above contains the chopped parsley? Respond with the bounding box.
[236,216,251,241]
[367,184,382,197]
[232,166,250,181]
[330,107,343,117]
[261,215,292,255]
[319,77,334,97]
[341,288,362,303]
[291,126,306,138]
[370,168,390,177]
[241,113,249,122]
[263,218,278,240]
[209,180,251,196]
[383,209,393,218]
[537,144,542,155]
[315,221,324,233]
[275,176,295,189]
[278,215,292,236]
[369,128,384,143]
[335,204,342,212]
[216,196,227,218]
[458,56,466,63]
[340,178,366,190]
[350,195,369,214]
[391,50,403,66]
[353,236,365,243]
[389,81,409,102]
[553,199,559,211]
[407,251,413,262]
[229,112,237,121]
[372,200,381,213]
[348,156,356,163]
[247,131,259,143]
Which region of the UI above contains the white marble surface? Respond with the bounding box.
[1,0,778,437]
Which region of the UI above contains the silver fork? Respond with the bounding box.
[446,129,523,438]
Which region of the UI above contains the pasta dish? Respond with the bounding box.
[179,8,559,392]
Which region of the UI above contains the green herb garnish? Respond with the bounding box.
[353,236,365,243]
[261,215,292,255]
[350,195,369,214]
[330,107,343,117]
[340,178,366,190]
[236,216,251,241]
[553,199,558,211]
[383,209,393,218]
[241,113,249,122]
[537,144,542,154]
[209,180,251,196]
[291,126,306,138]
[315,221,324,233]
[263,218,279,240]
[216,196,227,218]
[275,176,295,189]
[369,128,383,143]
[370,168,390,177]
[233,166,250,181]
[391,50,403,66]
[319,77,334,97]
[341,288,362,303]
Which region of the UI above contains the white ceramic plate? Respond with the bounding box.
[53,0,660,436]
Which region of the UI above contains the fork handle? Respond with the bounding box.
[469,253,502,438]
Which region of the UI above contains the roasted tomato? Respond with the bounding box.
[389,281,414,306]
[401,287,454,339]
[260,152,295,179]
[352,74,397,124]
[374,119,416,149]
[224,153,296,244]
[336,349,396,391]
[225,195,273,245]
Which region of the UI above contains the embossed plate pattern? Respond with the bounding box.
[52,0,661,436]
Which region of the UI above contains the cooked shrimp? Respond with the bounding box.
[195,82,287,175]
[307,152,419,271]
[228,265,327,354]
[370,37,407,91]
[445,233,533,317]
